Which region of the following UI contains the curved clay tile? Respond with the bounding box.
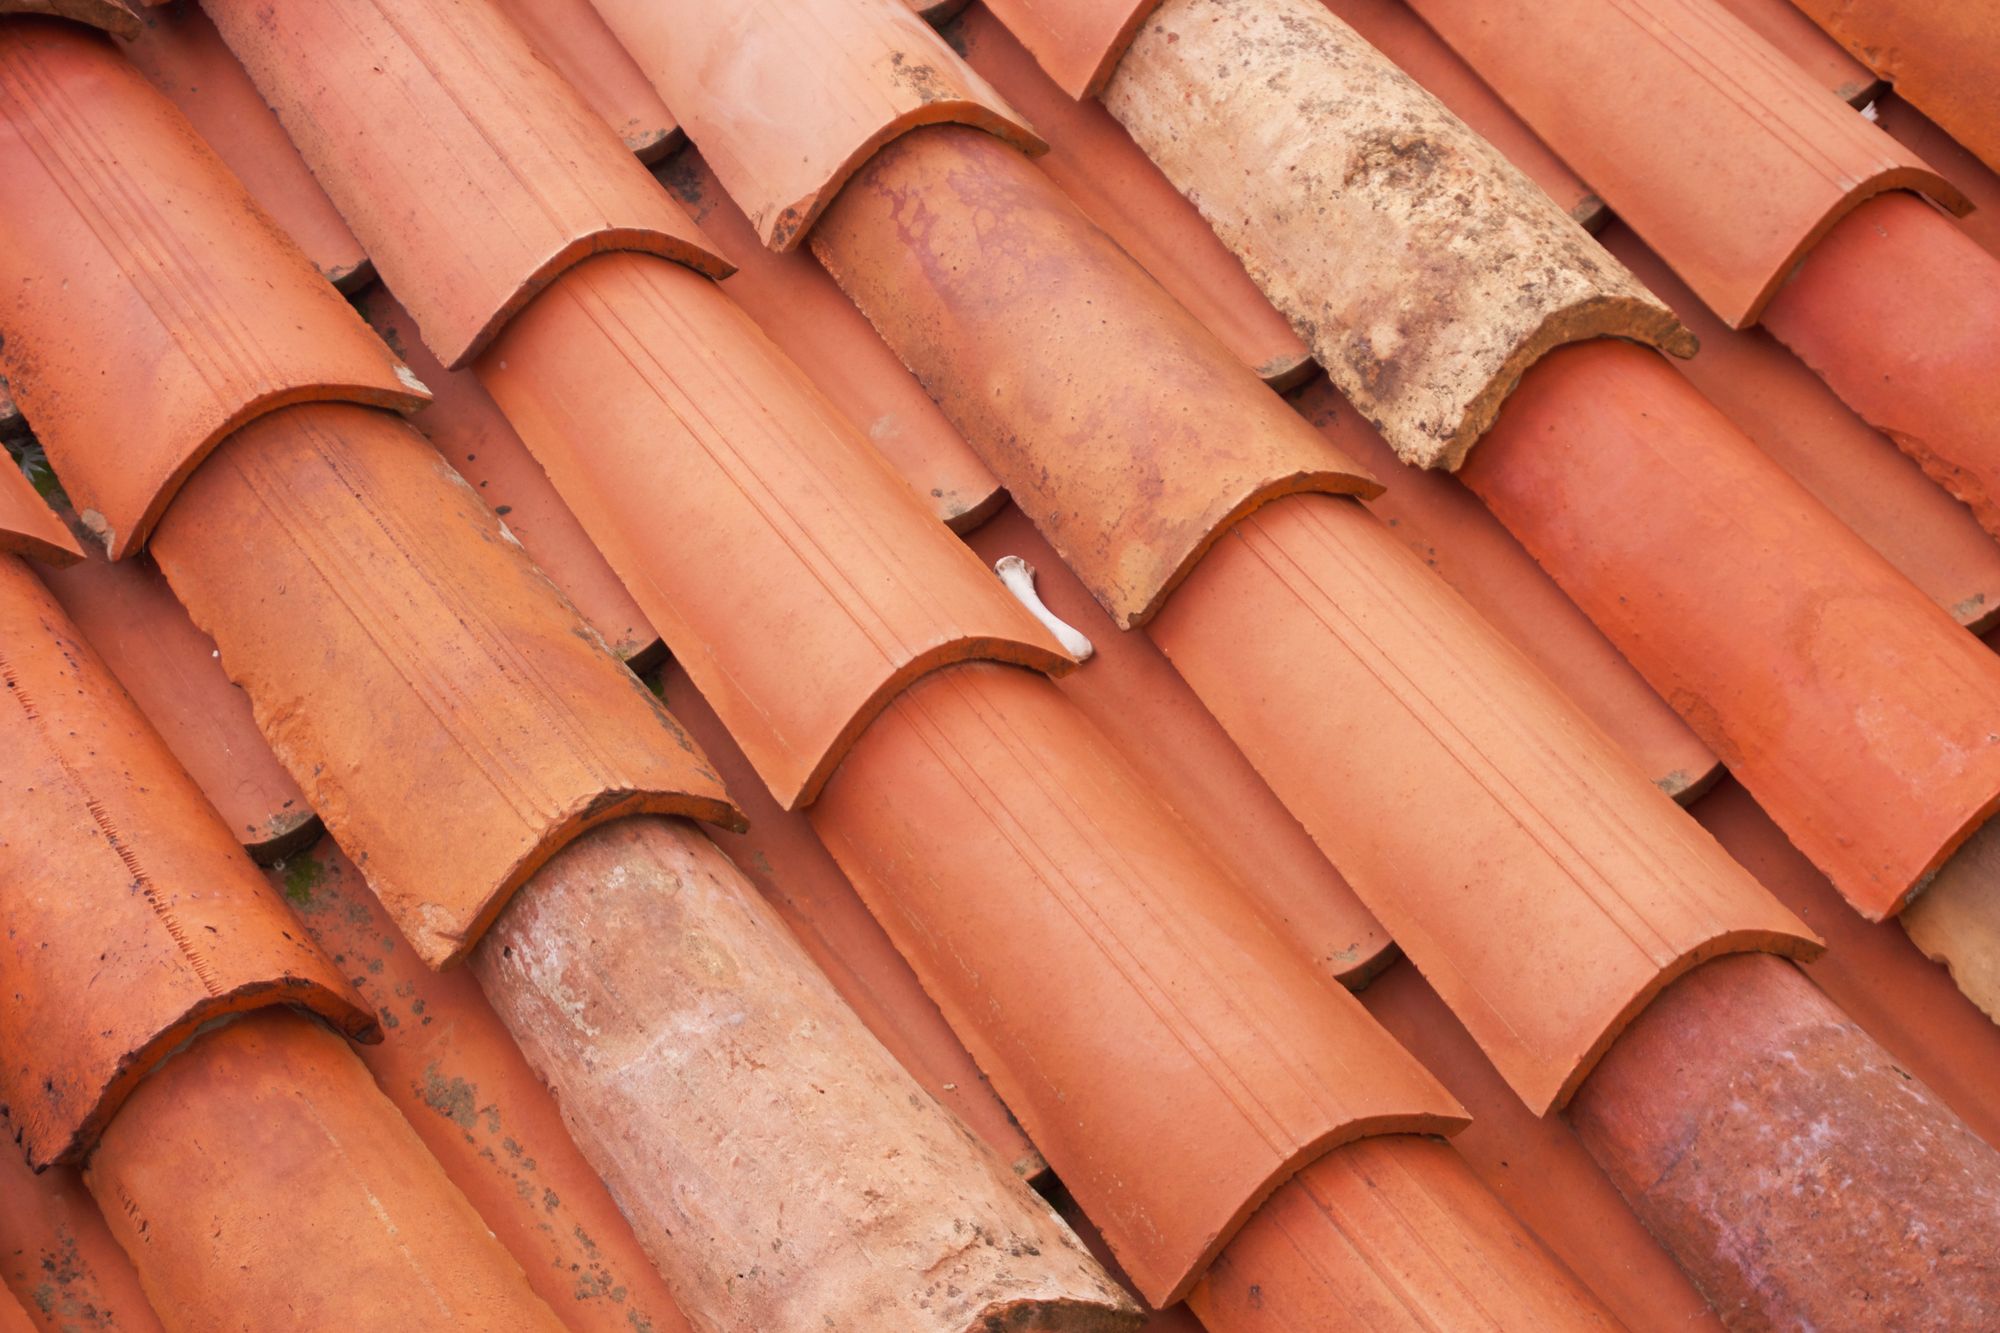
[478,254,1072,809]
[489,0,680,161]
[813,127,1378,628]
[1149,493,1819,1113]
[811,663,1467,1306]
[119,1,369,292]
[85,1011,566,1330]
[1189,1137,1617,1329]
[1711,0,1877,104]
[38,551,318,862]
[1788,0,2000,174]
[203,0,726,370]
[1401,0,1970,328]
[978,0,1160,99]
[591,0,1045,249]
[949,5,1314,388]
[0,558,373,1169]
[1763,193,2000,544]
[657,148,1006,533]
[1572,954,2000,1328]
[1463,341,2000,921]
[1100,0,1693,471]
[0,20,425,559]
[0,459,80,565]
[475,817,1140,1332]
[0,1,137,40]
[148,404,741,968]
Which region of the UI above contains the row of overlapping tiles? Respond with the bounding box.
[1,0,1998,1329]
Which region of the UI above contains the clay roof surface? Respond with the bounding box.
[4,1,2000,1330]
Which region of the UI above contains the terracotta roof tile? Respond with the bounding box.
[0,1,135,40]
[656,147,1007,533]
[1710,0,1879,103]
[813,126,1377,628]
[37,550,319,861]
[473,816,1138,1330]
[654,660,1045,1171]
[150,404,739,967]
[1786,0,2000,173]
[977,0,1159,99]
[205,0,727,370]
[0,556,373,1167]
[1464,340,2000,921]
[489,0,680,161]
[811,662,1466,1305]
[0,456,79,566]
[84,1011,567,1330]
[966,504,1395,984]
[1600,219,2000,633]
[1101,0,1693,471]
[120,3,369,291]
[948,4,1314,387]
[264,837,699,1333]
[1403,0,1969,327]
[1877,93,2000,259]
[479,254,1072,808]
[1290,375,1722,799]
[0,20,425,558]
[593,0,1045,249]
[354,286,661,665]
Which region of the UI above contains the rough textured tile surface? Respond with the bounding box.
[1465,341,2000,920]
[86,1012,565,1331]
[813,663,1467,1306]
[657,147,1006,532]
[1900,819,2000,1031]
[1292,376,1720,800]
[151,404,739,968]
[1601,219,2000,633]
[0,20,425,557]
[480,254,1071,809]
[267,837,698,1333]
[0,1146,166,1333]
[594,0,1044,249]
[475,817,1139,1333]
[1787,0,2000,173]
[1190,1136,1617,1330]
[206,0,726,369]
[967,504,1395,985]
[950,3,1314,387]
[0,558,373,1168]
[121,3,369,291]
[38,551,318,862]
[1405,0,1967,327]
[1572,955,2000,1329]
[489,0,680,160]
[978,0,1160,97]
[814,125,1377,628]
[1763,192,2000,546]
[1103,0,1691,471]
[1152,493,1819,1113]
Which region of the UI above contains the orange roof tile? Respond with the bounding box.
[37,550,318,861]
[1710,0,1879,103]
[1403,0,1969,327]
[354,286,661,664]
[657,147,1006,532]
[120,3,369,291]
[948,4,1314,387]
[1877,93,2000,258]
[966,504,1395,984]
[474,816,1138,1330]
[0,457,79,566]
[593,0,1044,249]
[85,1011,566,1330]
[1101,0,1692,471]
[1153,492,1817,1112]
[149,404,740,967]
[0,20,425,558]
[489,0,680,161]
[1787,0,2000,174]
[479,253,1072,808]
[0,556,372,1167]
[978,0,1159,99]
[205,0,726,370]
[813,125,1377,628]
[0,1,135,40]
[1465,340,2000,921]
[811,662,1466,1305]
